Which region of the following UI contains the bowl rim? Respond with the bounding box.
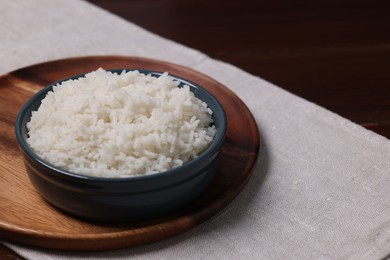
[15,69,227,183]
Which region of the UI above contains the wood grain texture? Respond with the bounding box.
[87,0,390,139]
[0,56,260,251]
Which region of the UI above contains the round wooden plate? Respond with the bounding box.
[0,56,259,251]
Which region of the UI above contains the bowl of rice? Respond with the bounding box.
[15,68,227,222]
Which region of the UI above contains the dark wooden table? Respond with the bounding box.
[2,0,389,258]
[87,0,390,139]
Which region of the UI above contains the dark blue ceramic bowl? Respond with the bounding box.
[15,69,227,222]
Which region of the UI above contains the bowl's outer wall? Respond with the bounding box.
[22,148,220,221]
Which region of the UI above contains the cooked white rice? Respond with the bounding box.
[27,68,216,178]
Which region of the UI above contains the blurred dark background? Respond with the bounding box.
[87,0,390,138]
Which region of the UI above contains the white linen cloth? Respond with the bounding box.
[1,0,390,259]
